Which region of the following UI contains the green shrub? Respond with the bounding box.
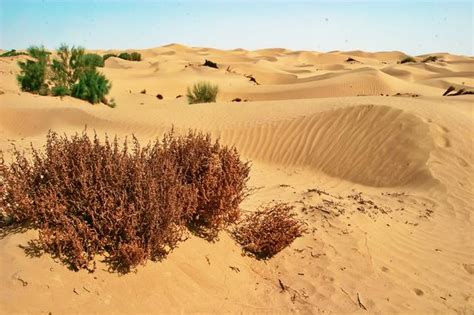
[16,46,49,93]
[82,53,104,68]
[400,56,416,64]
[116,52,141,61]
[71,69,111,104]
[187,81,219,104]
[27,46,50,63]
[118,52,131,61]
[16,44,112,104]
[102,53,117,61]
[17,60,47,92]
[130,52,141,61]
[0,49,28,57]
[51,85,69,97]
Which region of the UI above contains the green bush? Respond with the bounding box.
[187,81,219,104]
[116,52,141,61]
[51,45,86,89]
[118,52,131,60]
[400,56,416,64]
[51,85,69,97]
[17,46,50,93]
[17,44,112,105]
[102,53,117,61]
[17,60,47,92]
[71,69,111,104]
[27,46,50,63]
[130,52,141,61]
[0,49,28,57]
[82,53,104,68]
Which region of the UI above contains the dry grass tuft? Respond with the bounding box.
[232,203,305,259]
[0,130,250,272]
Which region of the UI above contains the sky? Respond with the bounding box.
[0,0,472,55]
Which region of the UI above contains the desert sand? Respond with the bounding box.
[0,44,473,314]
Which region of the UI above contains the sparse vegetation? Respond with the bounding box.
[232,203,305,259]
[0,49,28,57]
[130,52,141,61]
[102,53,117,61]
[187,81,219,104]
[17,44,112,105]
[82,53,105,68]
[400,56,416,64]
[0,130,250,272]
[51,85,69,97]
[116,52,142,61]
[108,97,117,108]
[118,52,131,60]
[422,55,438,63]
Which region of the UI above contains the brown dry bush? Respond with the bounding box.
[166,132,250,239]
[232,203,305,259]
[0,130,250,272]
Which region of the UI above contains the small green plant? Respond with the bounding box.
[400,56,416,64]
[102,53,117,61]
[71,69,111,104]
[82,53,104,68]
[51,85,69,97]
[17,46,50,93]
[187,81,219,104]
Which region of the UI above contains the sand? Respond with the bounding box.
[0,45,473,314]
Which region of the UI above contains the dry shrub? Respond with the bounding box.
[232,203,305,259]
[0,130,250,272]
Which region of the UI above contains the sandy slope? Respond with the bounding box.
[0,45,473,314]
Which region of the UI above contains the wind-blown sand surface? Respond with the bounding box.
[0,44,473,314]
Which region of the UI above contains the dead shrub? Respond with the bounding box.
[165,131,250,239]
[0,130,250,272]
[232,203,305,259]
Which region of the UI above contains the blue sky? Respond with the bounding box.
[1,1,472,55]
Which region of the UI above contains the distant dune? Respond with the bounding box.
[0,44,473,314]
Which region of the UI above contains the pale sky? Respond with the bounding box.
[1,0,472,55]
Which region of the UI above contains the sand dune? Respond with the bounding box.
[0,44,473,314]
